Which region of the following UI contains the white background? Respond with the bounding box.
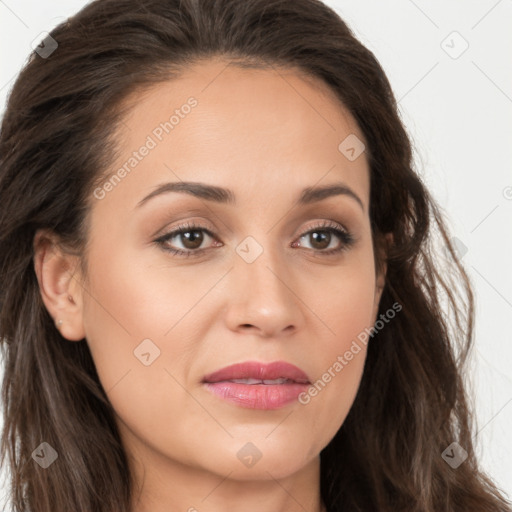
[1,0,511,504]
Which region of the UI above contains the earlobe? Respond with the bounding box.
[33,229,86,342]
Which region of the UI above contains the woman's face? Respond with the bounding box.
[62,59,385,486]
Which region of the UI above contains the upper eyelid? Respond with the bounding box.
[159,219,348,236]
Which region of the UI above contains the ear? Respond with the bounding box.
[33,229,86,342]
[372,232,393,319]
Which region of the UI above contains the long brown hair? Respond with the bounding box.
[0,1,510,511]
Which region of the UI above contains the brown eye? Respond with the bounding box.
[178,230,204,250]
[294,221,355,255]
[307,230,332,250]
[155,223,219,256]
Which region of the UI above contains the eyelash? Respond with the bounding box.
[154,220,355,258]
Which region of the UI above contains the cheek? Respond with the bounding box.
[80,247,206,461]
[311,247,378,342]
[81,237,225,418]
[82,239,213,344]
[296,253,377,451]
[297,314,370,460]
[80,245,193,392]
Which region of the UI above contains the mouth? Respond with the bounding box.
[201,360,311,410]
[221,377,303,384]
[202,360,310,384]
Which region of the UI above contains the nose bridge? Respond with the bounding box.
[226,233,301,334]
[237,234,290,301]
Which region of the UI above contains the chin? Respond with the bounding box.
[206,439,317,481]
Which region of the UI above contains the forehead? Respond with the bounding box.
[121,58,360,134]
[93,58,370,214]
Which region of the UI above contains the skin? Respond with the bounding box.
[34,58,387,512]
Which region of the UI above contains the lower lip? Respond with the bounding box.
[202,381,309,410]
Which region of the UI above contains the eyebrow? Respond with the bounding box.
[136,180,364,211]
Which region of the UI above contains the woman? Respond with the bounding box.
[0,0,510,511]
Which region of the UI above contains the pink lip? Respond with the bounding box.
[202,361,310,383]
[202,361,310,410]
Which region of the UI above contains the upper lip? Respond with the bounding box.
[202,360,310,384]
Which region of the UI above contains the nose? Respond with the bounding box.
[223,242,303,338]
